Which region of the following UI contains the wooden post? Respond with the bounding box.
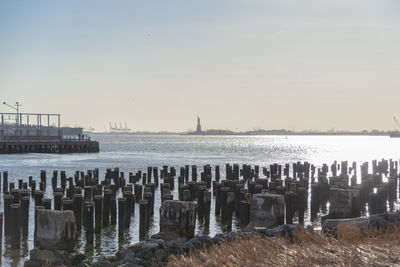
[84,201,94,243]
[63,199,73,211]
[3,171,8,193]
[73,194,83,232]
[21,196,30,237]
[94,195,103,234]
[0,212,3,260]
[41,198,51,209]
[103,189,112,227]
[110,195,117,225]
[139,199,148,241]
[54,192,63,210]
[10,203,21,249]
[4,194,14,235]
[118,198,126,235]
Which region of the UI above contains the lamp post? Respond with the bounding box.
[3,102,22,137]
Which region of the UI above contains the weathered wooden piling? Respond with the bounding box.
[296,187,306,224]
[143,191,154,217]
[111,195,117,225]
[84,201,94,243]
[123,191,133,227]
[34,190,44,206]
[73,194,83,231]
[54,191,63,210]
[4,194,14,235]
[311,183,320,219]
[94,195,103,234]
[118,197,126,235]
[139,200,148,240]
[183,189,191,201]
[10,203,21,249]
[0,212,2,259]
[21,196,30,237]
[220,187,230,221]
[3,171,8,193]
[134,184,142,201]
[215,183,223,216]
[204,191,211,225]
[42,198,52,209]
[63,199,73,211]
[103,189,111,227]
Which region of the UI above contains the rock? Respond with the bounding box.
[151,231,181,241]
[69,251,86,265]
[167,240,182,255]
[129,242,145,253]
[195,235,213,248]
[141,241,160,251]
[246,192,285,230]
[154,248,168,261]
[122,253,138,264]
[214,233,225,239]
[369,215,388,230]
[226,232,240,240]
[159,200,197,238]
[328,188,361,219]
[189,238,201,249]
[93,257,112,267]
[115,248,130,260]
[143,250,154,260]
[180,241,193,252]
[36,210,77,251]
[211,237,224,244]
[148,238,166,248]
[29,248,63,263]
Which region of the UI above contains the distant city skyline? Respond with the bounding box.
[1,0,399,132]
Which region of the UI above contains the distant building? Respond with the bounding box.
[196,116,202,134]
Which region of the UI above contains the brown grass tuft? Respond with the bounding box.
[168,226,400,267]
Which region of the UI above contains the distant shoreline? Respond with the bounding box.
[84,130,400,137]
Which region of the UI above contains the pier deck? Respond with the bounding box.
[0,139,99,154]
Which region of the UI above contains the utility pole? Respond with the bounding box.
[3,101,22,137]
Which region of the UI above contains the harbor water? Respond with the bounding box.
[1,134,400,266]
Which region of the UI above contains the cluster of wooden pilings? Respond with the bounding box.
[0,159,399,255]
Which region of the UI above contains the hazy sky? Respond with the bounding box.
[0,0,399,132]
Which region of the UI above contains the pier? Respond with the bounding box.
[0,111,99,154]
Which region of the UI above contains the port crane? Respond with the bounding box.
[108,121,132,133]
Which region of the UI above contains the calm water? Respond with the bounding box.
[1,134,400,266]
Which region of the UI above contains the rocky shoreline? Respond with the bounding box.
[87,210,400,267]
[88,224,303,267]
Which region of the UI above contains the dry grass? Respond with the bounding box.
[168,226,400,267]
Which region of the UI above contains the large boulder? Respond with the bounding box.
[160,200,197,238]
[246,192,285,230]
[328,187,361,219]
[36,210,77,251]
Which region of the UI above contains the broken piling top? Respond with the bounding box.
[246,192,285,230]
[159,200,197,238]
[36,210,77,251]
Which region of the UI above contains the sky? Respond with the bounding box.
[0,0,399,132]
